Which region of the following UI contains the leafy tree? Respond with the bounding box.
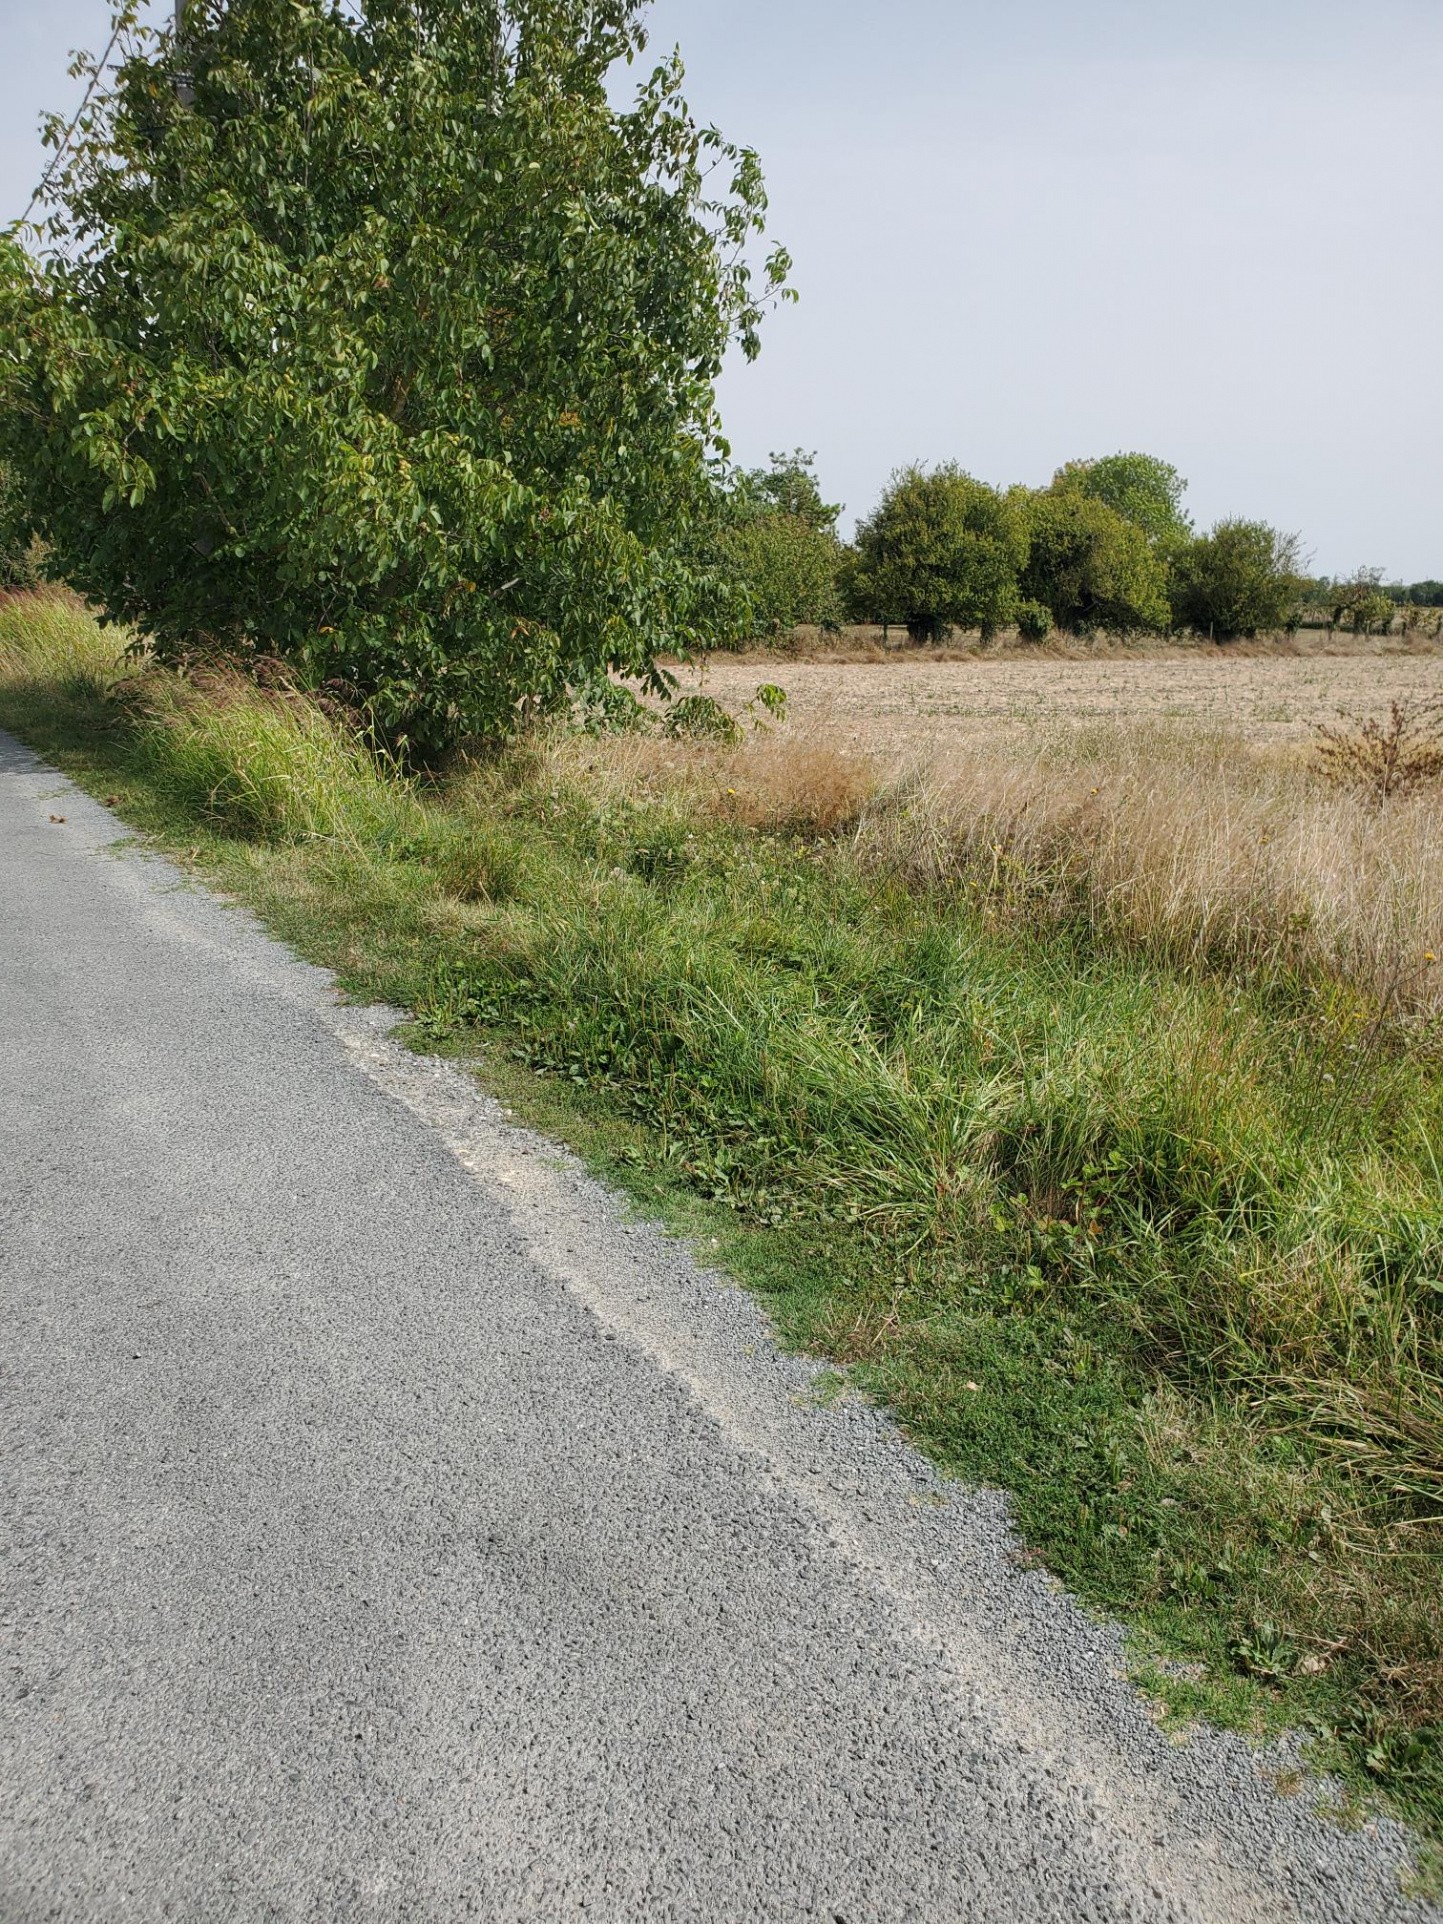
[717,513,843,637]
[0,463,44,588]
[714,449,843,636]
[0,0,790,753]
[848,464,1028,643]
[1171,520,1306,640]
[734,448,840,534]
[1015,599,1052,643]
[1380,579,1443,608]
[1019,486,1170,636]
[1051,452,1191,551]
[1296,576,1333,623]
[1331,568,1397,636]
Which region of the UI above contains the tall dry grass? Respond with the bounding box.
[544,725,881,837]
[0,585,123,686]
[545,714,1443,1022]
[20,584,1425,1013]
[855,721,1443,1022]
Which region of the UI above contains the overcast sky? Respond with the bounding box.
[4,0,1439,576]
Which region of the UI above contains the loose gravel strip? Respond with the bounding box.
[2,728,1435,1923]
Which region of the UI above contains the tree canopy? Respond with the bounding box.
[0,0,790,752]
[1051,452,1191,552]
[1329,568,1395,635]
[0,462,43,587]
[1170,519,1305,640]
[716,511,844,637]
[1020,486,1170,636]
[848,464,1027,642]
[731,448,841,535]
[713,449,844,636]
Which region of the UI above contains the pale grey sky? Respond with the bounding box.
[4,0,1440,576]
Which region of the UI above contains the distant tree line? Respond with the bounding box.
[714,451,1440,646]
[1387,580,1443,607]
[1296,569,1443,635]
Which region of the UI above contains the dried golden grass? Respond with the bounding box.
[544,714,1443,1017]
[716,732,880,834]
[849,719,1443,1017]
[545,725,882,837]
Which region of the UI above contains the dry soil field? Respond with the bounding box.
[677,642,1443,759]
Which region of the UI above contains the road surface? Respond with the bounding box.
[1,729,1432,1922]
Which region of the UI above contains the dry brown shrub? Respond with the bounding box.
[1315,699,1443,804]
[854,720,1443,1018]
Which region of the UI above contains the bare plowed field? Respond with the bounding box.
[678,646,1443,758]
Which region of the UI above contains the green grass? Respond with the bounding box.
[3,589,1440,1861]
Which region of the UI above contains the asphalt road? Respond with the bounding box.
[1,729,1435,1923]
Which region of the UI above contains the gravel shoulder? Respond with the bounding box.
[2,728,1435,1923]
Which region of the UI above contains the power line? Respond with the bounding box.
[15,15,129,233]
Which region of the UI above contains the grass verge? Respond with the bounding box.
[3,589,1440,1866]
